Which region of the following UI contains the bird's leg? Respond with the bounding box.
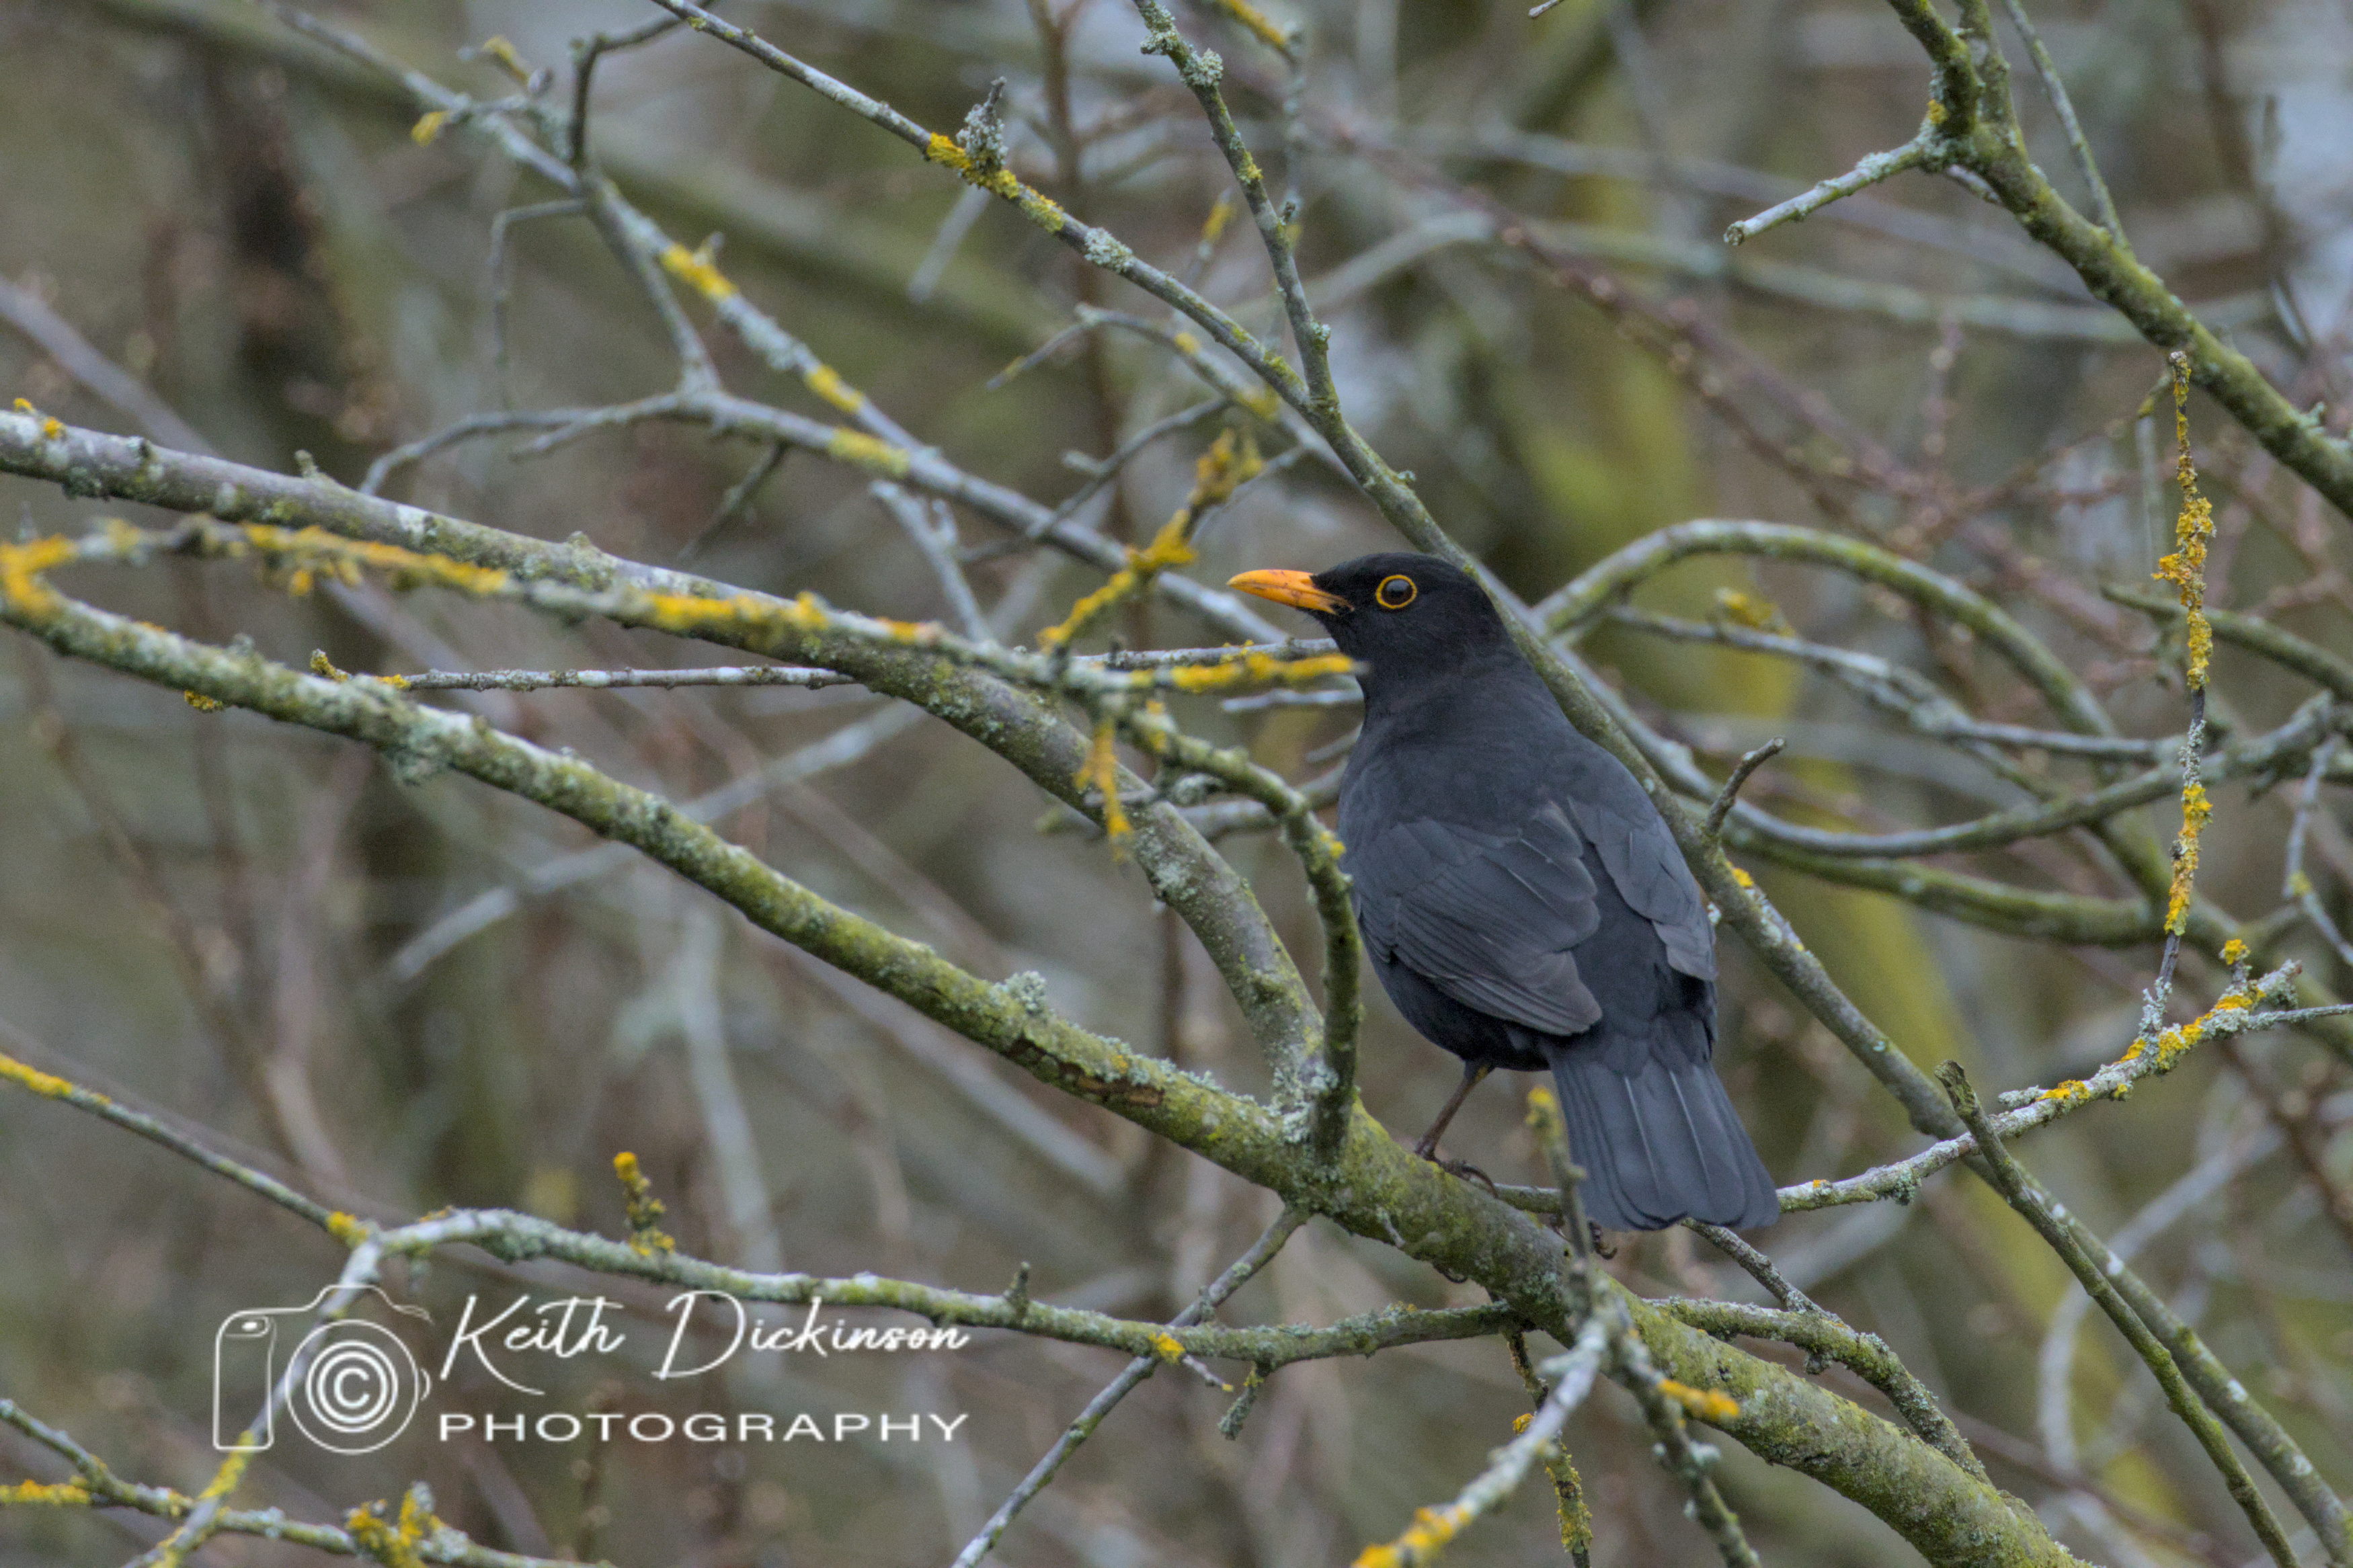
[1411,1063,1493,1159]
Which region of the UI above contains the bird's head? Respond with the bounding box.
[1228,552,1515,684]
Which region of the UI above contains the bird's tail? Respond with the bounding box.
[1548,1045,1780,1231]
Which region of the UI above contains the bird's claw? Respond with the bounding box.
[1426,1154,1499,1197]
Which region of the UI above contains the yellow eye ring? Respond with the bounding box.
[1375,574,1417,610]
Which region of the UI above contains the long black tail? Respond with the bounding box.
[1548,1046,1780,1231]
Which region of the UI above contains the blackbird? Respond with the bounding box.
[1230,552,1780,1231]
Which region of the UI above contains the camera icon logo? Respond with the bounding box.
[213,1285,433,1455]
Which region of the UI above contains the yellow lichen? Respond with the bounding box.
[1523,1085,1569,1155]
[395,1487,435,1550]
[0,534,76,617]
[823,427,914,479]
[325,1211,372,1248]
[1353,1503,1470,1568]
[1016,188,1069,231]
[922,134,1022,200]
[1656,1379,1741,1423]
[346,1500,426,1568]
[2220,937,2248,965]
[1150,1331,1186,1361]
[220,524,510,602]
[1713,587,1789,632]
[803,363,866,415]
[1207,0,1295,52]
[182,690,226,712]
[660,240,739,303]
[1039,430,1260,651]
[1164,650,1355,693]
[2153,354,2215,691]
[473,34,533,85]
[409,111,450,145]
[614,1151,676,1255]
[7,399,67,440]
[0,1480,92,1506]
[0,1050,97,1102]
[1200,192,1238,245]
[2113,985,2246,1079]
[1076,722,1130,854]
[183,1446,254,1516]
[2164,781,2211,934]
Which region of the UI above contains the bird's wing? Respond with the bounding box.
[1566,792,1717,982]
[1349,804,1604,1036]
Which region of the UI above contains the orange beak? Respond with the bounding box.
[1228,569,1349,616]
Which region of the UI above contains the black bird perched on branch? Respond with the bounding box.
[1230,552,1779,1232]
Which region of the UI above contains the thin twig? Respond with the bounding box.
[1995,0,2126,245]
[1484,960,2313,1219]
[909,185,991,303]
[676,439,786,562]
[2283,735,2353,966]
[483,198,588,411]
[1939,1063,2300,1568]
[385,664,856,692]
[1351,1311,1611,1566]
[1130,0,1337,411]
[1685,1219,1818,1313]
[1724,129,1942,246]
[2034,1116,2277,1473]
[1607,1311,1761,1568]
[0,1399,592,1568]
[568,11,692,168]
[387,705,920,984]
[875,485,990,640]
[950,1207,1309,1568]
[0,1023,340,1233]
[0,280,214,454]
[1663,1294,1989,1481]
[2145,353,2217,1032]
[1704,739,1784,840]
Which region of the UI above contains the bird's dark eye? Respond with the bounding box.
[1375,574,1417,610]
